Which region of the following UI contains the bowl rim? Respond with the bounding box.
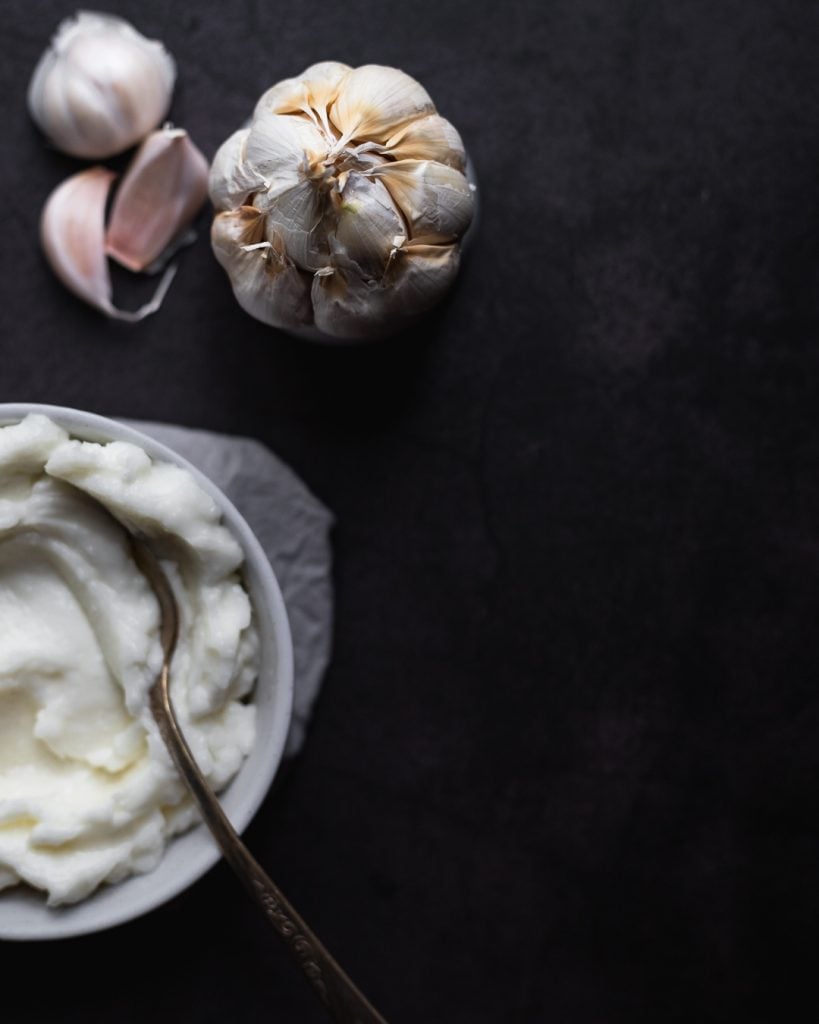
[0,403,294,941]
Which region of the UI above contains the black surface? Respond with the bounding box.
[3,0,819,1020]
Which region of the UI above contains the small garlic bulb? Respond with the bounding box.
[28,11,176,159]
[209,62,476,341]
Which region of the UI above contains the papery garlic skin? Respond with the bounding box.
[209,62,475,341]
[28,12,175,159]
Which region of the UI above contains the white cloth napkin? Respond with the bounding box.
[122,419,334,757]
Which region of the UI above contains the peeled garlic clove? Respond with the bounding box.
[384,114,466,170]
[212,207,311,331]
[209,128,262,212]
[41,167,176,321]
[28,12,175,159]
[105,127,209,273]
[328,65,435,144]
[368,159,473,240]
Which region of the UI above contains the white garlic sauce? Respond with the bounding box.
[0,415,258,905]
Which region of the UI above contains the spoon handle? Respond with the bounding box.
[150,672,389,1024]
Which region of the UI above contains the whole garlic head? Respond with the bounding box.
[28,11,176,159]
[209,62,476,341]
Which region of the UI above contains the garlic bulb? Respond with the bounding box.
[209,62,476,340]
[28,12,175,159]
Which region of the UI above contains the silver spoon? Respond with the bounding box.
[128,534,390,1024]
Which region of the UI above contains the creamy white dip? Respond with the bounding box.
[0,414,258,905]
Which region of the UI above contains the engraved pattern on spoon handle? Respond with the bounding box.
[149,675,389,1024]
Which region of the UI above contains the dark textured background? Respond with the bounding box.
[2,0,819,1020]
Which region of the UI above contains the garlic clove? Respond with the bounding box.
[105,127,209,273]
[41,166,115,312]
[28,12,175,159]
[244,113,335,271]
[368,159,473,241]
[254,61,351,135]
[253,180,329,272]
[245,112,328,190]
[329,173,405,275]
[311,262,385,339]
[209,128,262,212]
[384,114,467,170]
[41,166,176,321]
[311,242,459,339]
[328,65,435,145]
[387,240,461,311]
[211,207,312,331]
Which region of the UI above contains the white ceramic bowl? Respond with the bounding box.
[0,403,294,941]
